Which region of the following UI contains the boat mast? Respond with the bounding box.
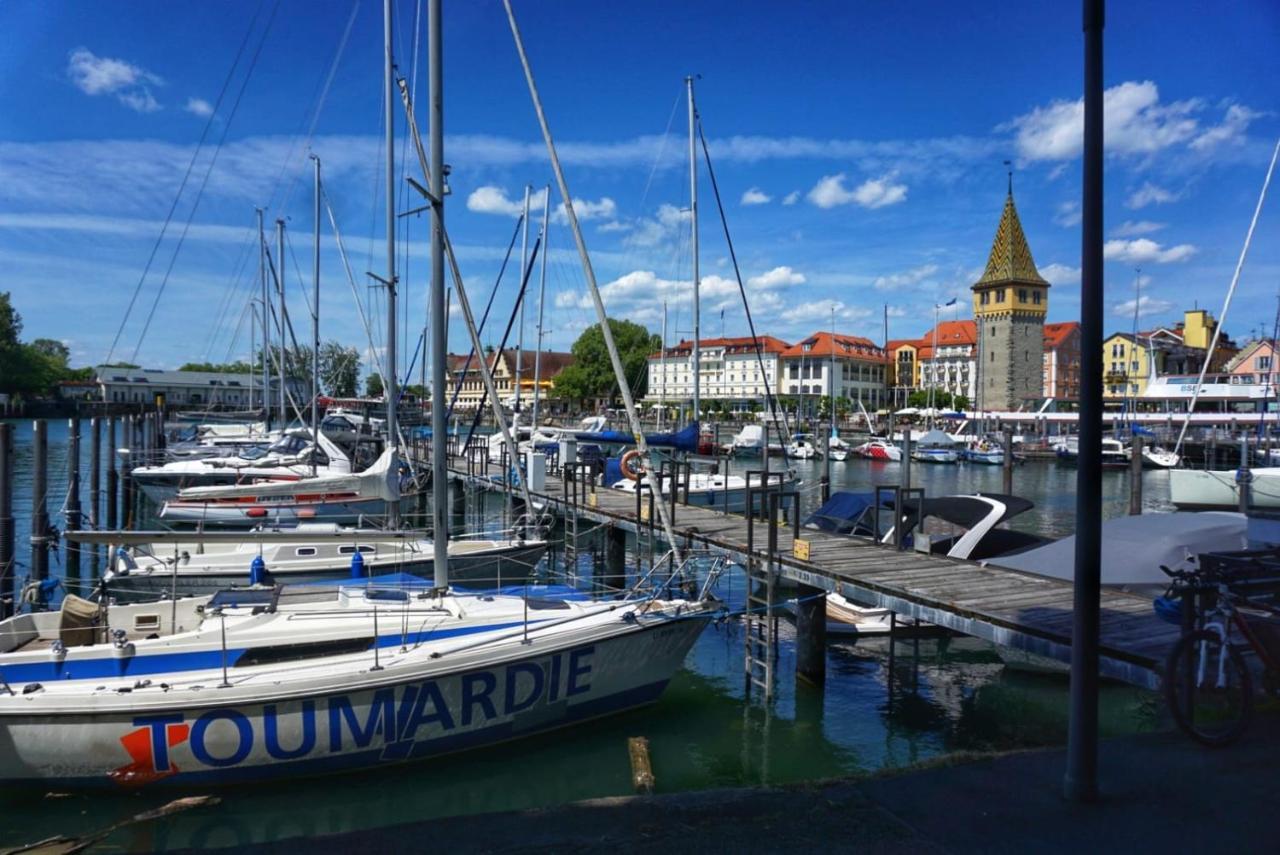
[660,300,668,430]
[258,207,269,427]
[311,155,322,476]
[532,184,550,426]
[428,0,447,583]
[929,301,940,427]
[276,218,288,428]
[249,297,256,412]
[384,0,400,529]
[514,184,531,417]
[687,75,700,423]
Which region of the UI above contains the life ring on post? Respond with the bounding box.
[620,449,644,481]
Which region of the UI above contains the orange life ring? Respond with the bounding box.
[620,449,644,481]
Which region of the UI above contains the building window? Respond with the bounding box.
[1033,290,1042,305]
[1018,288,1028,303]
[980,292,990,305]
[996,288,1006,302]
[1257,356,1272,371]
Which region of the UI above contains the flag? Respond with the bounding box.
[944,297,957,307]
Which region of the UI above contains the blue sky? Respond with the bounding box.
[1,0,1277,378]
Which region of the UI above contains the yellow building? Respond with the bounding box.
[1102,309,1222,400]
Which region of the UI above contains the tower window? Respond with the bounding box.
[996,288,1006,302]
[1033,291,1042,305]
[1018,288,1028,303]
[980,291,990,305]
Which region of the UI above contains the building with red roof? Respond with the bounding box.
[645,335,790,412]
[1043,321,1081,400]
[778,331,888,409]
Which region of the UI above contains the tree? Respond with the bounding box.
[319,341,359,397]
[365,372,384,398]
[552,319,659,406]
[0,292,21,351]
[178,360,254,374]
[29,338,69,365]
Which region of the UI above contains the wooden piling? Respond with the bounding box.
[794,583,827,686]
[1128,435,1143,515]
[30,420,50,586]
[627,736,655,794]
[65,417,82,580]
[0,423,14,618]
[1002,427,1014,495]
[119,415,133,528]
[900,425,912,491]
[89,417,100,571]
[604,524,627,590]
[105,417,118,531]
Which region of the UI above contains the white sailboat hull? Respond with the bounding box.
[1169,468,1280,510]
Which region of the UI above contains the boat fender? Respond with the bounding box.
[620,450,644,481]
[350,549,366,579]
[249,555,267,586]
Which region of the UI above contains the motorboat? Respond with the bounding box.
[163,423,280,461]
[785,434,821,460]
[1056,436,1129,469]
[609,465,801,514]
[1170,468,1280,510]
[158,447,402,528]
[960,438,1004,465]
[0,563,723,787]
[132,430,356,504]
[827,434,851,462]
[986,510,1249,595]
[803,490,1049,561]
[725,424,766,457]
[909,429,959,464]
[1129,443,1180,469]
[853,439,902,462]
[106,526,550,599]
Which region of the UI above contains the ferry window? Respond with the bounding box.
[295,547,317,556]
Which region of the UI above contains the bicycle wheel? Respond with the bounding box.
[1164,629,1254,747]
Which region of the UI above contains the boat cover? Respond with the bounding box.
[988,511,1248,587]
[574,421,700,452]
[804,491,885,535]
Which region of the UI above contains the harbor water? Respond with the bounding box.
[0,419,1163,851]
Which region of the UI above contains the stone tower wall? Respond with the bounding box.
[979,312,1044,410]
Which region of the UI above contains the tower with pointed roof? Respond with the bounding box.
[972,184,1049,410]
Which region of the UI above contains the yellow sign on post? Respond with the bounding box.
[587,492,598,509]
[639,503,651,523]
[793,538,811,561]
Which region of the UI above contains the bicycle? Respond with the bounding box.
[1160,562,1280,746]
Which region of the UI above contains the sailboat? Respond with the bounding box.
[0,0,723,789]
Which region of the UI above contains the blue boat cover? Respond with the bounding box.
[804,491,885,535]
[575,421,700,453]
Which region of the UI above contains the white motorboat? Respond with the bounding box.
[133,430,356,504]
[1130,443,1180,469]
[106,526,549,599]
[910,429,959,464]
[1056,436,1129,469]
[1170,468,1280,510]
[785,434,821,460]
[827,434,851,462]
[853,439,902,462]
[960,439,1004,465]
[0,566,722,787]
[610,468,801,514]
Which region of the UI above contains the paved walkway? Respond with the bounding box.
[246,714,1279,853]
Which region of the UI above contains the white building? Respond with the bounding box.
[645,336,790,411]
[917,320,977,403]
[92,366,305,407]
[779,332,888,409]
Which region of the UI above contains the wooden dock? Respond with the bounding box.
[432,453,1177,690]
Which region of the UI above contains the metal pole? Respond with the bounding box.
[1002,427,1014,494]
[276,218,288,428]
[687,75,701,422]
[384,0,400,529]
[1237,436,1252,513]
[258,208,269,428]
[312,156,322,477]
[659,300,668,430]
[105,417,118,530]
[532,184,550,427]
[428,0,447,584]
[31,420,49,587]
[89,417,100,535]
[1065,0,1104,804]
[66,418,82,580]
[515,184,530,416]
[0,423,14,618]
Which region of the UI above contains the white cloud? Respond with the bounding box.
[1053,200,1081,228]
[1009,80,1204,161]
[1191,104,1262,152]
[873,263,938,290]
[622,203,690,248]
[780,300,870,325]
[597,220,631,233]
[184,97,214,118]
[782,190,800,206]
[67,47,163,113]
[1040,263,1081,285]
[746,266,805,289]
[1111,220,1166,238]
[1103,238,1196,264]
[740,187,771,206]
[465,184,615,223]
[1126,182,1179,209]
[1113,294,1173,318]
[807,173,907,210]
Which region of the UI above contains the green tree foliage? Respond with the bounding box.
[551,319,659,406]
[178,361,255,374]
[365,372,385,398]
[0,293,88,396]
[906,389,970,411]
[319,341,359,397]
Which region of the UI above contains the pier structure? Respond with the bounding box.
[420,442,1179,691]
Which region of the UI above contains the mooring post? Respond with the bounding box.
[605,524,627,590]
[89,417,100,572]
[30,420,50,595]
[66,417,82,580]
[0,423,14,618]
[900,424,912,492]
[119,415,133,528]
[1128,434,1143,515]
[1237,436,1252,513]
[105,417,118,531]
[794,583,827,686]
[1002,427,1014,494]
